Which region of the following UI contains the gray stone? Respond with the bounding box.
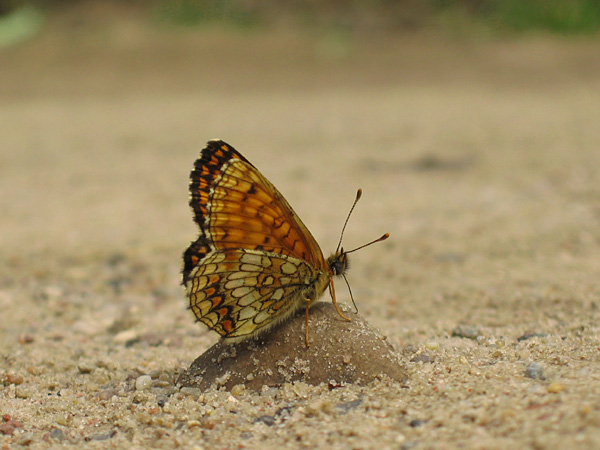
[177,302,407,391]
[524,362,545,380]
[451,325,481,340]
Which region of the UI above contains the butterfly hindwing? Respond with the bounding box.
[186,249,324,339]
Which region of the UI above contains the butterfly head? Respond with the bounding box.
[327,250,349,277]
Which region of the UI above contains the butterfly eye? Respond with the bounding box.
[332,261,342,275]
[330,254,348,276]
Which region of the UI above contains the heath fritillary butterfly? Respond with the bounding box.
[182,140,389,346]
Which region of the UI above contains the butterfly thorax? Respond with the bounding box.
[326,251,349,277]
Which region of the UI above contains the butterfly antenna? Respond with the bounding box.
[345,233,390,254]
[335,189,363,254]
[342,274,359,314]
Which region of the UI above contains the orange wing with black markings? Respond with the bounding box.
[183,140,326,285]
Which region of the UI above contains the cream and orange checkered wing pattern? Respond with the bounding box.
[186,249,323,339]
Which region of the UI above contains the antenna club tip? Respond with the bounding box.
[382,233,390,240]
[356,189,363,200]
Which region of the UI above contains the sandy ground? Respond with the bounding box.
[2,13,600,449]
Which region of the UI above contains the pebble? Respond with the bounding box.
[156,394,169,407]
[158,372,170,382]
[186,420,201,428]
[409,419,427,427]
[97,389,118,401]
[524,362,545,380]
[451,326,480,339]
[18,333,34,344]
[49,428,65,441]
[292,382,310,398]
[336,398,363,415]
[77,361,95,374]
[55,415,69,426]
[135,375,152,391]
[547,381,565,393]
[517,332,547,342]
[114,329,138,343]
[215,373,231,387]
[87,430,116,441]
[579,404,591,417]
[254,415,275,426]
[491,349,503,358]
[410,354,432,364]
[152,379,171,388]
[0,418,23,436]
[180,387,202,397]
[230,384,246,397]
[425,341,439,351]
[5,373,24,385]
[306,399,333,416]
[15,432,34,446]
[133,392,149,403]
[16,387,31,399]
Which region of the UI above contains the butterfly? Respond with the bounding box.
[182,140,389,347]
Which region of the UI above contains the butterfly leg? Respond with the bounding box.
[329,279,352,322]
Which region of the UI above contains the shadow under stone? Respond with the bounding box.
[177,302,407,391]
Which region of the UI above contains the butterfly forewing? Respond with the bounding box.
[209,160,321,259]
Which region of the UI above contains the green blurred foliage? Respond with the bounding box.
[0,6,43,47]
[151,0,600,34]
[433,0,600,34]
[154,0,260,28]
[152,0,429,31]
[495,0,600,33]
[2,0,599,35]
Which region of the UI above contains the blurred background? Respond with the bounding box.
[1,0,599,316]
